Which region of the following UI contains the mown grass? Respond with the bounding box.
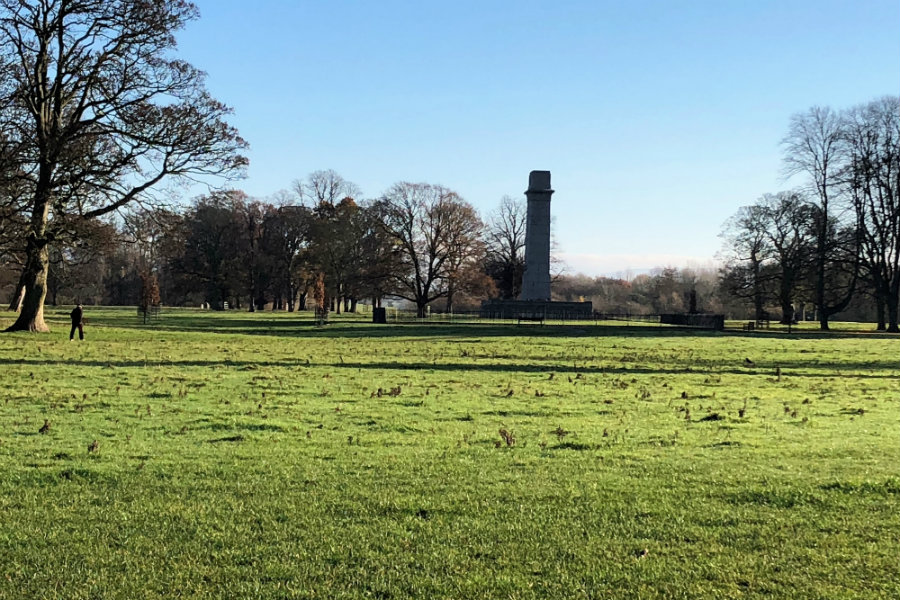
[1,307,898,599]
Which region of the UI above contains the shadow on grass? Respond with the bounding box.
[106,319,711,340]
[41,320,900,342]
[1,357,896,378]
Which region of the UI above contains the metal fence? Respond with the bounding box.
[364,309,726,330]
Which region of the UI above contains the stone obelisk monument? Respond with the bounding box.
[479,170,590,320]
[520,170,553,301]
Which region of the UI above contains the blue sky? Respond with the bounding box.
[177,0,899,277]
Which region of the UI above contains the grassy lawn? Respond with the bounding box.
[1,307,898,599]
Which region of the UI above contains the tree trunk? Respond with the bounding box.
[753,293,764,323]
[817,301,829,330]
[887,280,900,333]
[350,297,357,313]
[749,249,764,322]
[416,301,427,318]
[887,302,899,334]
[446,283,455,313]
[779,299,794,325]
[8,277,26,312]
[875,295,886,331]
[5,242,51,332]
[816,221,829,330]
[298,292,307,311]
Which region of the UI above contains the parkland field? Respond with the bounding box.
[0,308,898,599]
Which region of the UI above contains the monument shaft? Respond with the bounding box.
[520,170,554,301]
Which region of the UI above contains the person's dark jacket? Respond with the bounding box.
[70,305,83,325]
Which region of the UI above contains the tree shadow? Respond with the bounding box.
[95,314,900,341]
[1,357,896,379]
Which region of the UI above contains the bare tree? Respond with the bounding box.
[293,170,361,207]
[719,204,771,321]
[0,128,27,310]
[783,106,858,329]
[843,97,900,331]
[167,191,248,309]
[758,192,815,323]
[377,182,484,317]
[0,0,247,332]
[484,195,526,299]
[308,197,367,313]
[441,200,486,312]
[260,203,313,311]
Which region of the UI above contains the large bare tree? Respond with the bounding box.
[484,195,526,299]
[377,182,484,317]
[783,106,858,330]
[719,203,771,322]
[758,192,815,324]
[843,97,900,331]
[1,0,247,332]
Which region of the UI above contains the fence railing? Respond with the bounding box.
[366,309,725,330]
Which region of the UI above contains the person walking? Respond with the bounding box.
[70,303,84,341]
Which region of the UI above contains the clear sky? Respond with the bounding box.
[176,0,899,277]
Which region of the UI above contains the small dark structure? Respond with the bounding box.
[660,313,725,330]
[372,307,387,324]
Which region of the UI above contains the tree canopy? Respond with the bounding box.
[0,0,247,332]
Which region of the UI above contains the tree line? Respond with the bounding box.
[720,96,899,331]
[2,167,533,319]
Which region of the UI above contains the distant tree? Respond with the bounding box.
[783,106,858,329]
[139,270,161,324]
[313,272,326,321]
[294,170,361,207]
[719,205,771,321]
[377,182,484,317]
[109,207,182,306]
[758,192,815,323]
[233,200,267,311]
[0,131,27,295]
[352,202,403,308]
[260,203,313,311]
[842,97,900,331]
[307,197,368,313]
[46,220,118,306]
[168,192,248,309]
[440,200,486,312]
[0,0,246,332]
[484,196,527,299]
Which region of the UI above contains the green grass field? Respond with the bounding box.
[1,307,898,599]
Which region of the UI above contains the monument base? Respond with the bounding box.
[480,299,593,321]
